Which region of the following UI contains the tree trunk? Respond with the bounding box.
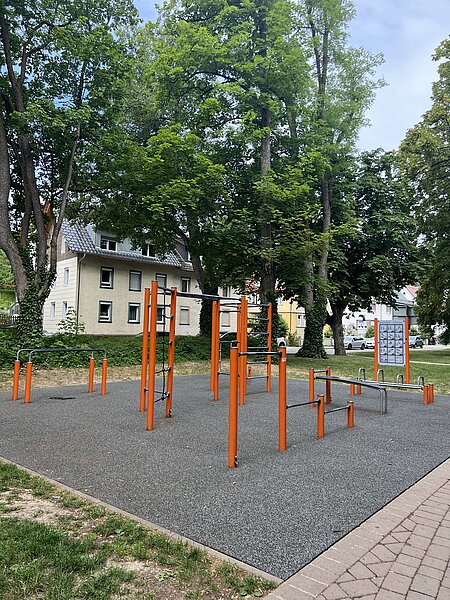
[328,300,346,355]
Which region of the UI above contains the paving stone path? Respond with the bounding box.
[267,458,450,599]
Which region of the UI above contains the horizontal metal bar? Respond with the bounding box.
[325,406,350,415]
[239,351,280,357]
[247,361,269,365]
[247,375,268,380]
[18,347,107,361]
[287,400,318,410]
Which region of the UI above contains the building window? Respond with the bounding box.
[100,267,114,288]
[100,236,117,251]
[142,243,155,257]
[157,305,165,324]
[50,302,56,320]
[129,270,142,291]
[99,301,112,322]
[156,273,167,290]
[63,267,69,287]
[181,277,190,293]
[179,307,190,325]
[128,303,140,323]
[222,285,231,297]
[60,235,67,254]
[62,301,68,319]
[221,310,231,328]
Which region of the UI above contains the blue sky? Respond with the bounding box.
[133,0,450,151]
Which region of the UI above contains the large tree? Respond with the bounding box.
[0,0,136,341]
[327,150,420,353]
[400,37,450,341]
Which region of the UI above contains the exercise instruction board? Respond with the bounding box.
[378,320,406,366]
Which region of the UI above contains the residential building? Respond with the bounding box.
[43,223,209,335]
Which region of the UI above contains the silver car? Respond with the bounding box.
[344,336,366,350]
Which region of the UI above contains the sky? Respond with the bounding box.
[133,0,450,151]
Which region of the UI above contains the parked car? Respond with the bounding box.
[409,335,424,348]
[365,337,375,349]
[344,336,366,350]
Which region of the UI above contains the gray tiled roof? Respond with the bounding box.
[62,222,183,268]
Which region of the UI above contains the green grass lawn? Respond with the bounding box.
[0,463,275,600]
[286,348,450,395]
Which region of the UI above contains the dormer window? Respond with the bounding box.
[100,236,117,251]
[142,243,155,257]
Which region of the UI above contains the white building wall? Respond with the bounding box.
[43,256,78,333]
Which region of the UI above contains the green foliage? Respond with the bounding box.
[365,325,375,338]
[297,287,328,358]
[57,307,86,335]
[0,289,15,311]
[0,251,14,288]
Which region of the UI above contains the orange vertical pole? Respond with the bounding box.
[101,359,107,395]
[350,383,355,396]
[317,395,325,439]
[228,346,239,468]
[374,318,379,381]
[348,401,354,428]
[430,384,435,403]
[309,368,315,407]
[325,367,331,404]
[239,351,246,406]
[140,287,151,412]
[166,288,177,418]
[267,302,272,392]
[423,384,429,405]
[210,300,218,391]
[24,361,32,404]
[357,384,362,395]
[278,346,287,451]
[12,360,20,401]
[213,300,220,400]
[147,280,158,431]
[88,357,95,393]
[405,317,410,385]
[242,296,248,399]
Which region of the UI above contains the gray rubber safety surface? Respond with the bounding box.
[1,374,449,579]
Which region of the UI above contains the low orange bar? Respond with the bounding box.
[24,361,33,404]
[12,360,20,401]
[309,368,315,407]
[228,347,239,468]
[88,358,95,393]
[348,401,354,428]
[317,395,325,438]
[325,367,331,403]
[101,359,107,395]
[278,346,287,452]
[140,287,151,412]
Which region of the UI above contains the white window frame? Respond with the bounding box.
[99,301,113,323]
[142,243,155,257]
[100,267,114,289]
[62,301,68,319]
[157,305,165,324]
[128,303,141,324]
[179,306,190,325]
[181,277,191,293]
[221,310,231,328]
[63,267,69,287]
[129,270,142,292]
[100,236,117,251]
[50,302,56,320]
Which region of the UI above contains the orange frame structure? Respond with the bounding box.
[140,281,176,431]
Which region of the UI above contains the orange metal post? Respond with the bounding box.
[101,359,107,395]
[278,346,287,451]
[239,351,246,406]
[405,317,410,385]
[248,366,252,379]
[423,385,429,405]
[88,357,95,393]
[374,318,379,381]
[213,301,220,400]
[210,300,218,391]
[147,281,158,431]
[350,383,355,396]
[166,288,177,417]
[430,384,435,403]
[348,401,354,428]
[309,368,315,407]
[24,361,33,404]
[357,384,362,395]
[12,360,20,401]
[267,302,272,392]
[242,296,248,398]
[317,395,325,439]
[325,367,331,404]
[228,347,239,468]
[140,287,151,412]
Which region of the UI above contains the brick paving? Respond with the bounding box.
[266,458,450,600]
